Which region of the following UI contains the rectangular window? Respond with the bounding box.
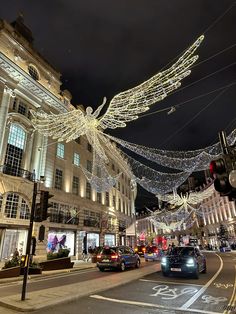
[73,153,80,166]
[113,195,116,208]
[57,143,65,158]
[18,102,27,116]
[87,160,92,172]
[75,137,80,144]
[55,169,63,190]
[86,182,91,199]
[87,143,92,152]
[97,192,101,203]
[112,164,115,171]
[72,176,79,195]
[105,192,109,206]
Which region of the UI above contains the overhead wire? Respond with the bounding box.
[140,80,236,118]
[158,87,230,147]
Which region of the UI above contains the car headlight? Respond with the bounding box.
[186,257,195,267]
[161,256,167,265]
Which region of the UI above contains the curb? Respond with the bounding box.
[0,263,160,312]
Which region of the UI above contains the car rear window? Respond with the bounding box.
[146,246,158,253]
[101,247,117,255]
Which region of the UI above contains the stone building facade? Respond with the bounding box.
[0,17,136,261]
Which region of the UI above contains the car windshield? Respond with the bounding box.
[169,247,194,256]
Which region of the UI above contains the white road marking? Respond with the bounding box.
[181,253,223,310]
[150,284,198,299]
[90,294,222,314]
[202,295,227,305]
[140,278,203,287]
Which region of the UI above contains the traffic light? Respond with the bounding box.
[34,191,53,222]
[210,153,236,197]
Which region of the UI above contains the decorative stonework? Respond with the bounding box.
[0,53,67,112]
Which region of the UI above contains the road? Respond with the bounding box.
[0,252,236,314]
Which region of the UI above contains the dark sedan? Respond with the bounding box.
[97,246,141,271]
[161,246,206,279]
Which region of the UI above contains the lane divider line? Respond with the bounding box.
[181,253,223,310]
[223,265,236,314]
[90,294,222,314]
[139,278,203,287]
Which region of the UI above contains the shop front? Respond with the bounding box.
[47,229,76,256]
[104,233,115,246]
[0,227,28,260]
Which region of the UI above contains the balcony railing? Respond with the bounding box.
[0,164,35,182]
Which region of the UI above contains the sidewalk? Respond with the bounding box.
[0,259,97,284]
[0,260,160,312]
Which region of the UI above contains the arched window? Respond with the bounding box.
[3,193,30,219]
[8,124,26,149]
[28,65,39,81]
[5,193,19,218]
[20,199,30,219]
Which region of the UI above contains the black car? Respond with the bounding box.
[97,245,141,271]
[134,245,146,256]
[161,246,206,278]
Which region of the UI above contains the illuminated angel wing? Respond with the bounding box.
[158,193,183,206]
[188,184,214,204]
[30,109,87,142]
[98,35,204,130]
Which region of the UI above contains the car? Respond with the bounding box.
[96,245,141,271]
[134,245,146,256]
[161,246,206,279]
[144,245,161,261]
[220,246,231,252]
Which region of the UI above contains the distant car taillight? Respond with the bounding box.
[155,249,158,253]
[97,255,101,259]
[111,254,118,259]
[143,248,146,252]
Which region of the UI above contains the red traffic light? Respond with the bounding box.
[209,158,226,176]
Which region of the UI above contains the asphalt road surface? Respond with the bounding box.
[0,252,236,314]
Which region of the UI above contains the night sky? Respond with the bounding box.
[1,0,236,208]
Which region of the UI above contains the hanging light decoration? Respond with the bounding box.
[146,184,214,231]
[30,36,204,192]
[105,129,236,172]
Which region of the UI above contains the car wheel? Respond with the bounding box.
[162,271,168,277]
[120,261,125,271]
[99,267,105,272]
[135,259,141,268]
[193,265,199,279]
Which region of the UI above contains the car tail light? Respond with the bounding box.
[111,254,118,259]
[142,248,146,252]
[97,254,102,259]
[155,249,158,253]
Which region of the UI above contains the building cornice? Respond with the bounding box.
[0,52,68,112]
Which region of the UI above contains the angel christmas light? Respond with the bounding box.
[31,35,204,192]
